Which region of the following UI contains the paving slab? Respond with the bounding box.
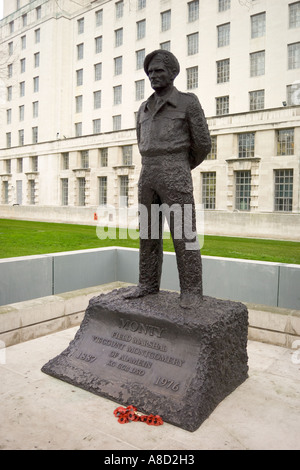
[0,327,299,451]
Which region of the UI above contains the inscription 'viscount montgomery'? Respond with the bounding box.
[119,318,166,339]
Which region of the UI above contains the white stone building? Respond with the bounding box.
[0,0,299,240]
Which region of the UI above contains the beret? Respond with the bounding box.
[144,50,180,77]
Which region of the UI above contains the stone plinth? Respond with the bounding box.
[42,288,248,432]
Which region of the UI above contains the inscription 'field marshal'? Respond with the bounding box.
[42,288,248,432]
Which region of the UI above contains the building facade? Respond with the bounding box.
[0,0,300,240]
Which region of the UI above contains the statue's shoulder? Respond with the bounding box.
[177,91,201,109]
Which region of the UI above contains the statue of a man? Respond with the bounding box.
[124,50,211,308]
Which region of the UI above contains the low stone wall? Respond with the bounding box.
[0,282,299,350]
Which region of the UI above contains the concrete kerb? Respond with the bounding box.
[0,281,299,349]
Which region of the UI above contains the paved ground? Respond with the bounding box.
[0,327,299,451]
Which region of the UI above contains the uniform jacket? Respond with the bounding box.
[136,87,211,170]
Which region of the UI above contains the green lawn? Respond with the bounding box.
[0,218,299,264]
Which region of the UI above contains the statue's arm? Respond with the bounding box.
[187,94,211,170]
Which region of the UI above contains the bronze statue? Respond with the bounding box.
[124,50,211,308]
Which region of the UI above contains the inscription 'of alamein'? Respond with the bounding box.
[75,316,190,393]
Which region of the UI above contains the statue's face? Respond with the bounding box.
[147,57,174,91]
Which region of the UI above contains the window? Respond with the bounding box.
[32,101,39,118]
[76,69,83,86]
[6,160,11,174]
[288,42,300,69]
[287,82,300,105]
[3,181,9,204]
[100,148,108,167]
[188,0,199,22]
[218,0,231,12]
[137,20,146,39]
[187,66,198,89]
[94,90,102,109]
[217,23,230,47]
[20,58,26,73]
[289,2,300,28]
[8,42,13,56]
[136,49,145,69]
[81,150,89,168]
[217,58,230,83]
[34,52,40,68]
[249,90,265,110]
[160,41,171,51]
[96,10,103,27]
[113,115,121,131]
[115,28,123,47]
[21,35,26,49]
[135,80,145,101]
[238,133,255,158]
[116,1,124,19]
[202,172,216,209]
[9,21,14,34]
[31,156,38,172]
[6,133,11,148]
[93,119,101,134]
[19,128,25,145]
[187,33,199,55]
[22,14,27,27]
[62,152,69,170]
[33,76,39,92]
[95,63,102,81]
[32,127,38,144]
[216,96,229,115]
[235,171,251,211]
[78,177,86,206]
[77,43,84,60]
[7,86,12,101]
[19,105,24,121]
[36,6,42,20]
[35,28,40,44]
[76,95,83,113]
[161,10,171,31]
[29,180,36,205]
[99,177,107,205]
[61,179,68,206]
[138,0,146,10]
[17,158,23,173]
[274,170,293,212]
[251,12,266,38]
[122,146,133,165]
[119,175,129,207]
[277,129,294,155]
[207,136,217,160]
[250,51,265,76]
[7,109,12,124]
[16,180,22,205]
[78,18,84,34]
[114,56,123,75]
[95,36,102,54]
[20,81,25,97]
[113,85,122,105]
[75,122,82,137]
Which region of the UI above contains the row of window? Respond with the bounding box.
[202,169,294,212]
[3,168,293,212]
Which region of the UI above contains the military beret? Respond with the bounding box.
[144,50,180,77]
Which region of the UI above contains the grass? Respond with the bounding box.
[0,218,299,264]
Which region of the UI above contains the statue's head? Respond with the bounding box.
[144,50,180,90]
